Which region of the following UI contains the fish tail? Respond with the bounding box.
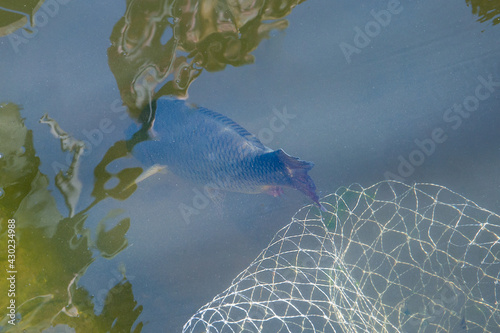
[277,149,314,172]
[276,149,324,210]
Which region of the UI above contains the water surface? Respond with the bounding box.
[0,0,499,331]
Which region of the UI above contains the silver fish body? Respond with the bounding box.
[130,98,324,209]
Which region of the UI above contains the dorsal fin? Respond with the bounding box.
[197,107,267,150]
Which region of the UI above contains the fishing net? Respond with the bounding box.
[183,180,500,332]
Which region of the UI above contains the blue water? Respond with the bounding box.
[1,0,499,331]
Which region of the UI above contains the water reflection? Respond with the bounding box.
[2,0,316,331]
[40,113,84,218]
[466,0,500,26]
[0,104,142,332]
[1,0,498,331]
[97,0,309,214]
[108,0,306,116]
[0,0,44,36]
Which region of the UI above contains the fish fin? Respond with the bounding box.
[137,164,167,182]
[276,149,314,174]
[148,127,159,139]
[262,185,284,197]
[275,149,322,209]
[123,164,167,191]
[198,107,267,150]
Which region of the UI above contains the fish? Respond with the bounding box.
[128,97,325,210]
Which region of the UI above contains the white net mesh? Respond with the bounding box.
[183,181,500,333]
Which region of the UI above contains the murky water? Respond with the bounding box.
[1,0,499,332]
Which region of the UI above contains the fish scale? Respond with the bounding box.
[129,97,325,210]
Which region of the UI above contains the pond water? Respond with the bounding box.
[0,0,499,332]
